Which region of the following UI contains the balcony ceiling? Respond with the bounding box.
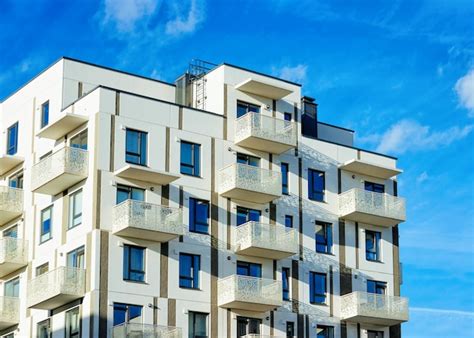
[339,159,402,179]
[235,78,293,99]
[0,155,24,176]
[114,164,180,185]
[37,113,88,140]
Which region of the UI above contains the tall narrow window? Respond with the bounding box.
[236,153,260,167]
[8,171,23,189]
[286,322,295,338]
[125,128,147,165]
[237,101,260,118]
[367,280,387,295]
[180,141,201,176]
[65,307,81,338]
[113,303,142,326]
[123,245,145,282]
[67,246,85,269]
[37,319,51,338]
[366,230,381,262]
[284,215,293,228]
[40,206,52,243]
[69,189,83,229]
[237,261,262,278]
[308,169,325,202]
[315,222,332,254]
[189,198,209,234]
[282,267,290,301]
[70,130,88,150]
[7,122,18,155]
[236,207,261,226]
[116,184,145,204]
[179,253,200,289]
[4,277,19,297]
[309,272,326,304]
[281,163,289,195]
[316,326,334,338]
[41,101,49,128]
[189,311,209,338]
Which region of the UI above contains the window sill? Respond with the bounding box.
[179,286,202,291]
[123,279,148,285]
[310,302,328,307]
[189,230,209,236]
[366,259,384,264]
[316,251,335,256]
[125,161,148,167]
[180,172,203,179]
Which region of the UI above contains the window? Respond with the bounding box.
[315,222,332,254]
[9,171,23,189]
[123,245,145,282]
[36,263,49,276]
[40,206,52,243]
[237,101,260,118]
[181,141,201,176]
[37,319,51,338]
[309,272,326,304]
[368,331,384,338]
[316,326,334,338]
[71,130,88,150]
[69,189,83,229]
[3,225,17,238]
[67,246,85,269]
[113,303,142,326]
[366,230,381,262]
[237,317,261,337]
[116,184,145,204]
[284,112,292,121]
[236,207,261,226]
[125,128,147,165]
[365,181,385,193]
[367,280,387,295]
[236,153,260,167]
[179,253,200,289]
[41,101,49,128]
[189,311,208,338]
[4,277,19,297]
[281,163,289,195]
[189,198,209,234]
[282,267,290,301]
[308,169,325,202]
[237,261,262,277]
[7,122,18,155]
[2,334,14,338]
[286,322,295,338]
[284,215,293,228]
[65,307,81,338]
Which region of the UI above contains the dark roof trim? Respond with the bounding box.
[217,63,303,87]
[318,121,355,133]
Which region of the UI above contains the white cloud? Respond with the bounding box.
[275,64,308,84]
[165,0,205,37]
[411,307,474,317]
[455,68,474,117]
[103,0,158,33]
[416,171,429,184]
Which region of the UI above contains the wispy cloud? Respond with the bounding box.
[416,171,429,184]
[455,68,474,117]
[274,64,308,84]
[411,307,474,317]
[102,0,159,33]
[165,0,205,37]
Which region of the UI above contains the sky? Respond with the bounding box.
[1,0,473,336]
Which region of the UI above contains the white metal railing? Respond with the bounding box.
[31,146,88,191]
[218,275,282,307]
[0,237,28,266]
[0,186,23,215]
[339,188,406,221]
[235,112,297,147]
[219,163,282,197]
[340,291,409,322]
[0,296,19,323]
[234,222,298,255]
[27,266,86,307]
[112,323,182,338]
[113,200,185,236]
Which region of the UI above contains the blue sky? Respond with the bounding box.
[1,0,473,336]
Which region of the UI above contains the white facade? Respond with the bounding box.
[0,57,408,338]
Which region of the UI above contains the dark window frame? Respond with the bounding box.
[40,205,53,244]
[237,100,260,118]
[180,141,201,177]
[365,181,385,193]
[309,272,327,305]
[366,230,382,262]
[367,280,387,295]
[116,184,145,205]
[125,128,148,166]
[284,215,293,228]
[315,221,333,254]
[284,112,292,121]
[113,302,143,326]
[7,122,18,155]
[188,311,209,338]
[123,244,146,282]
[189,198,210,234]
[282,267,290,301]
[281,162,289,195]
[179,253,201,289]
[237,261,262,278]
[41,101,50,128]
[308,169,325,202]
[316,325,335,338]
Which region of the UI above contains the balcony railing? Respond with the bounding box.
[234,222,298,259]
[339,188,406,226]
[218,275,282,312]
[112,323,182,338]
[219,163,282,203]
[0,297,19,329]
[31,146,88,195]
[340,291,409,325]
[0,237,28,278]
[0,186,23,225]
[113,200,185,242]
[27,266,86,310]
[235,113,297,154]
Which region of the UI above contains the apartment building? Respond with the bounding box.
[0,57,408,338]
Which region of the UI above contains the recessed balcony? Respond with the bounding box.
[218,163,282,203]
[31,146,88,195]
[235,113,297,154]
[0,297,19,330]
[114,164,180,185]
[112,323,182,338]
[339,188,406,226]
[36,113,88,140]
[218,275,282,312]
[340,291,409,326]
[0,238,28,278]
[0,155,23,176]
[27,266,86,310]
[0,186,23,225]
[234,222,298,259]
[113,200,185,242]
[339,159,402,179]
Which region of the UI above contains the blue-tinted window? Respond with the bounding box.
[237,207,261,226]
[236,153,260,167]
[284,215,293,228]
[366,230,381,262]
[123,245,145,282]
[7,122,18,155]
[309,272,326,304]
[179,253,200,289]
[180,141,201,176]
[126,129,147,165]
[113,303,142,326]
[282,267,290,301]
[316,222,332,254]
[237,261,262,278]
[367,280,387,294]
[317,326,334,338]
[365,181,385,193]
[41,101,49,128]
[116,185,145,204]
[237,101,260,118]
[308,169,325,202]
[281,163,289,195]
[189,198,209,234]
[284,112,292,121]
[40,206,52,243]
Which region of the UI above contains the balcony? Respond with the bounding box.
[340,291,409,326]
[112,323,182,338]
[0,186,23,225]
[218,164,282,204]
[31,147,88,195]
[27,266,86,310]
[235,113,297,154]
[339,188,406,227]
[113,200,184,242]
[37,113,88,140]
[339,159,402,179]
[0,238,28,278]
[114,164,179,185]
[0,155,23,176]
[234,222,298,259]
[0,297,19,330]
[218,275,282,312]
